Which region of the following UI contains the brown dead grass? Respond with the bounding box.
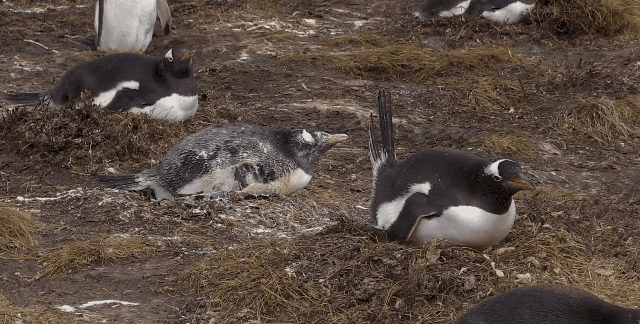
[180,211,640,323]
[290,44,522,83]
[0,294,78,324]
[39,236,152,277]
[562,96,640,144]
[0,205,39,256]
[533,0,640,36]
[485,132,536,157]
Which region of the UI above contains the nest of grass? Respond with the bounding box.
[179,204,640,323]
[0,205,40,256]
[561,96,640,144]
[0,91,233,175]
[0,294,78,324]
[39,236,152,277]
[532,0,640,37]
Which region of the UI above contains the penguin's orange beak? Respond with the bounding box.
[504,178,535,191]
[325,134,349,145]
[180,53,192,61]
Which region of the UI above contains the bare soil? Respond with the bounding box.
[1,0,640,323]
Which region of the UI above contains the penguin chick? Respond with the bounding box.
[100,124,349,199]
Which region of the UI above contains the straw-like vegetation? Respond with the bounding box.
[532,0,640,36]
[289,44,523,83]
[562,96,640,144]
[180,210,640,322]
[485,132,536,157]
[0,205,40,256]
[39,236,152,277]
[0,294,78,324]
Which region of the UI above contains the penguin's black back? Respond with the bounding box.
[372,148,512,221]
[455,285,640,324]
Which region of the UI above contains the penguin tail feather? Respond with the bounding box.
[377,90,396,165]
[5,92,42,106]
[99,174,145,191]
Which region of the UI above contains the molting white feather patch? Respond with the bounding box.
[301,130,315,143]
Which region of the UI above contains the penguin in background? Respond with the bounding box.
[99,124,349,200]
[368,91,534,251]
[5,49,198,122]
[414,0,535,24]
[455,285,640,324]
[93,0,172,52]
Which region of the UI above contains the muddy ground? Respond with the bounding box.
[1,0,640,323]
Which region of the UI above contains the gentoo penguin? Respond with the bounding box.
[466,0,535,24]
[455,285,640,324]
[414,0,471,18]
[99,124,349,199]
[94,0,172,52]
[5,49,198,122]
[368,91,534,251]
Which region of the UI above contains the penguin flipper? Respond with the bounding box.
[156,0,172,35]
[234,163,276,190]
[102,88,145,112]
[385,192,439,242]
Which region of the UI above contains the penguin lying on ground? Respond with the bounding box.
[368,91,534,251]
[415,0,535,24]
[5,49,198,122]
[100,124,349,199]
[89,0,172,52]
[455,285,640,324]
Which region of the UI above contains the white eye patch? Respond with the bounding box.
[164,49,174,61]
[484,159,508,178]
[301,130,315,143]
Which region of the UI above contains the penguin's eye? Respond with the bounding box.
[167,57,173,62]
[493,175,502,181]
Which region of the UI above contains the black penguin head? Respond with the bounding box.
[161,49,193,78]
[286,129,348,171]
[483,159,535,196]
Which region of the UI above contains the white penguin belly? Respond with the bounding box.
[482,2,534,24]
[407,200,516,251]
[439,0,471,17]
[95,0,156,52]
[128,94,198,122]
[177,167,312,197]
[241,168,312,196]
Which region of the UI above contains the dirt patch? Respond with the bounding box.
[1,0,640,323]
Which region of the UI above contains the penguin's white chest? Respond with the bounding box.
[95,0,156,52]
[407,200,516,251]
[128,94,199,122]
[242,168,313,196]
[482,1,534,24]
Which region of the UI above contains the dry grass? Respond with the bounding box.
[0,205,40,256]
[179,207,640,323]
[561,96,640,144]
[0,92,233,175]
[289,44,522,83]
[0,294,78,324]
[39,236,152,277]
[485,132,536,157]
[533,0,640,36]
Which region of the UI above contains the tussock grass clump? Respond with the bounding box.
[486,132,536,156]
[532,0,639,36]
[0,205,39,255]
[290,45,522,83]
[562,96,640,144]
[329,31,388,48]
[40,236,151,277]
[0,294,78,324]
